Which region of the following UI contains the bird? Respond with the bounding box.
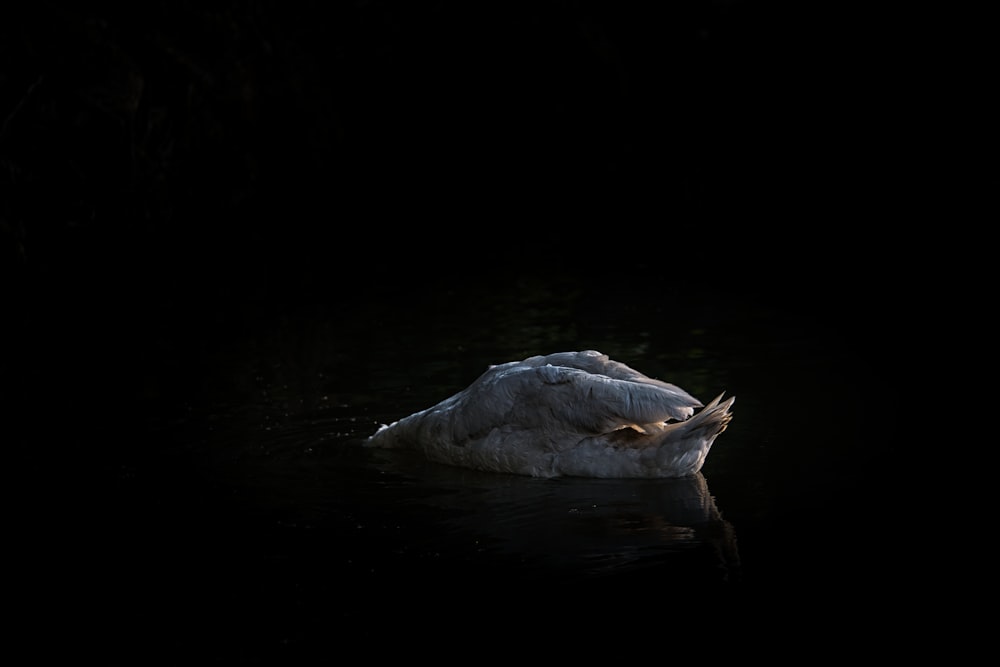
[366,350,734,479]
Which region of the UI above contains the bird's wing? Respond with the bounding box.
[527,350,703,407]
[501,364,703,435]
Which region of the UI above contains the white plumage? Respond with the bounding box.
[366,350,734,479]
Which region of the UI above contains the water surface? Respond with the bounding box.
[92,272,894,659]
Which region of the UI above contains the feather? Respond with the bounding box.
[367,351,734,479]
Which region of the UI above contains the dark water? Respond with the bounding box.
[19,270,891,661]
[4,3,904,660]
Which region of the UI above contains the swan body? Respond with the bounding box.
[366,350,734,479]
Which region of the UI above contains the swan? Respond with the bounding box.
[366,350,734,479]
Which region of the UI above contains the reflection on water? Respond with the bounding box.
[158,405,739,587]
[368,450,741,584]
[120,273,891,659]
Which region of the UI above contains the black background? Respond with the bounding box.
[3,0,896,298]
[4,0,896,396]
[5,0,901,658]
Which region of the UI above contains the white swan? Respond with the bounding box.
[366,350,734,479]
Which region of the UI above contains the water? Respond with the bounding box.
[47,269,892,660]
[4,3,905,660]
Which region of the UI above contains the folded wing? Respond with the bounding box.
[501,364,704,435]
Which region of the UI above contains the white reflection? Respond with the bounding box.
[370,449,740,583]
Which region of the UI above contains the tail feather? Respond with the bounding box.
[698,393,734,432]
[647,392,734,477]
[665,392,734,438]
